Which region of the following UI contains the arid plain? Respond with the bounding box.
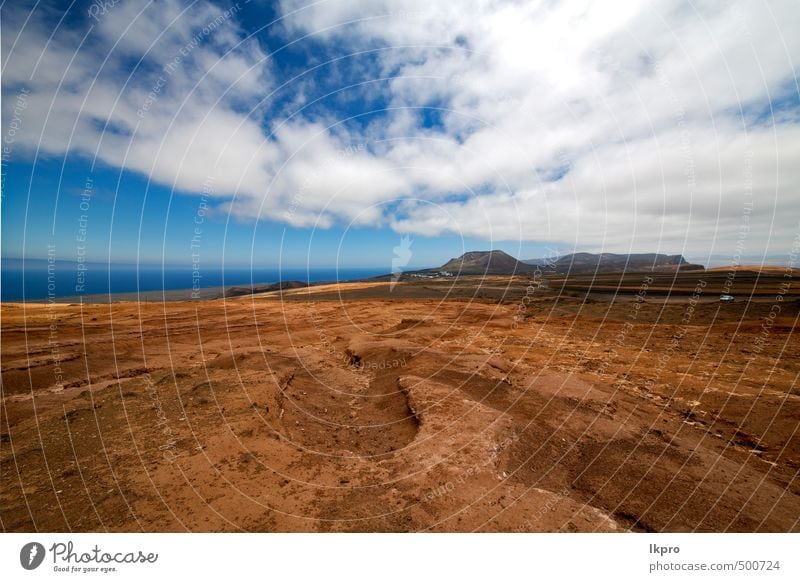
[2,271,799,532]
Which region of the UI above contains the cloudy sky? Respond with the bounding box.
[2,0,799,270]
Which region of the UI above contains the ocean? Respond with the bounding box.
[0,259,389,301]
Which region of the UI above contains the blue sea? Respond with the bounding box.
[0,259,389,301]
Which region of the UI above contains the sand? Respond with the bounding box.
[1,275,798,532]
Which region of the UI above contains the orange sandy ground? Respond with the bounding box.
[1,282,799,532]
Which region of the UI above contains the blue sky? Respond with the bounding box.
[1,152,551,269]
[2,0,799,271]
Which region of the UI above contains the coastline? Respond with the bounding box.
[32,284,230,304]
[4,264,795,305]
[0,264,393,304]
[7,277,382,304]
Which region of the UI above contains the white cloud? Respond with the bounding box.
[274,0,800,256]
[2,0,274,196]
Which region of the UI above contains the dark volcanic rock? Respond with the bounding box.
[225,280,308,297]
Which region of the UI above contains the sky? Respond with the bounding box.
[2,0,799,271]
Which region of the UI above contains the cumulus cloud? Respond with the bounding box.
[276,0,800,256]
[3,0,799,258]
[2,0,274,196]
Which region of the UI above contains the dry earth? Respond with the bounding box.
[1,276,799,532]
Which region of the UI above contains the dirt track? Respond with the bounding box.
[2,278,799,532]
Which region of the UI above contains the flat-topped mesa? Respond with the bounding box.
[523,252,704,274]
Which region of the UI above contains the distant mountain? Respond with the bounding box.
[383,250,705,281]
[523,252,704,273]
[436,250,538,275]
